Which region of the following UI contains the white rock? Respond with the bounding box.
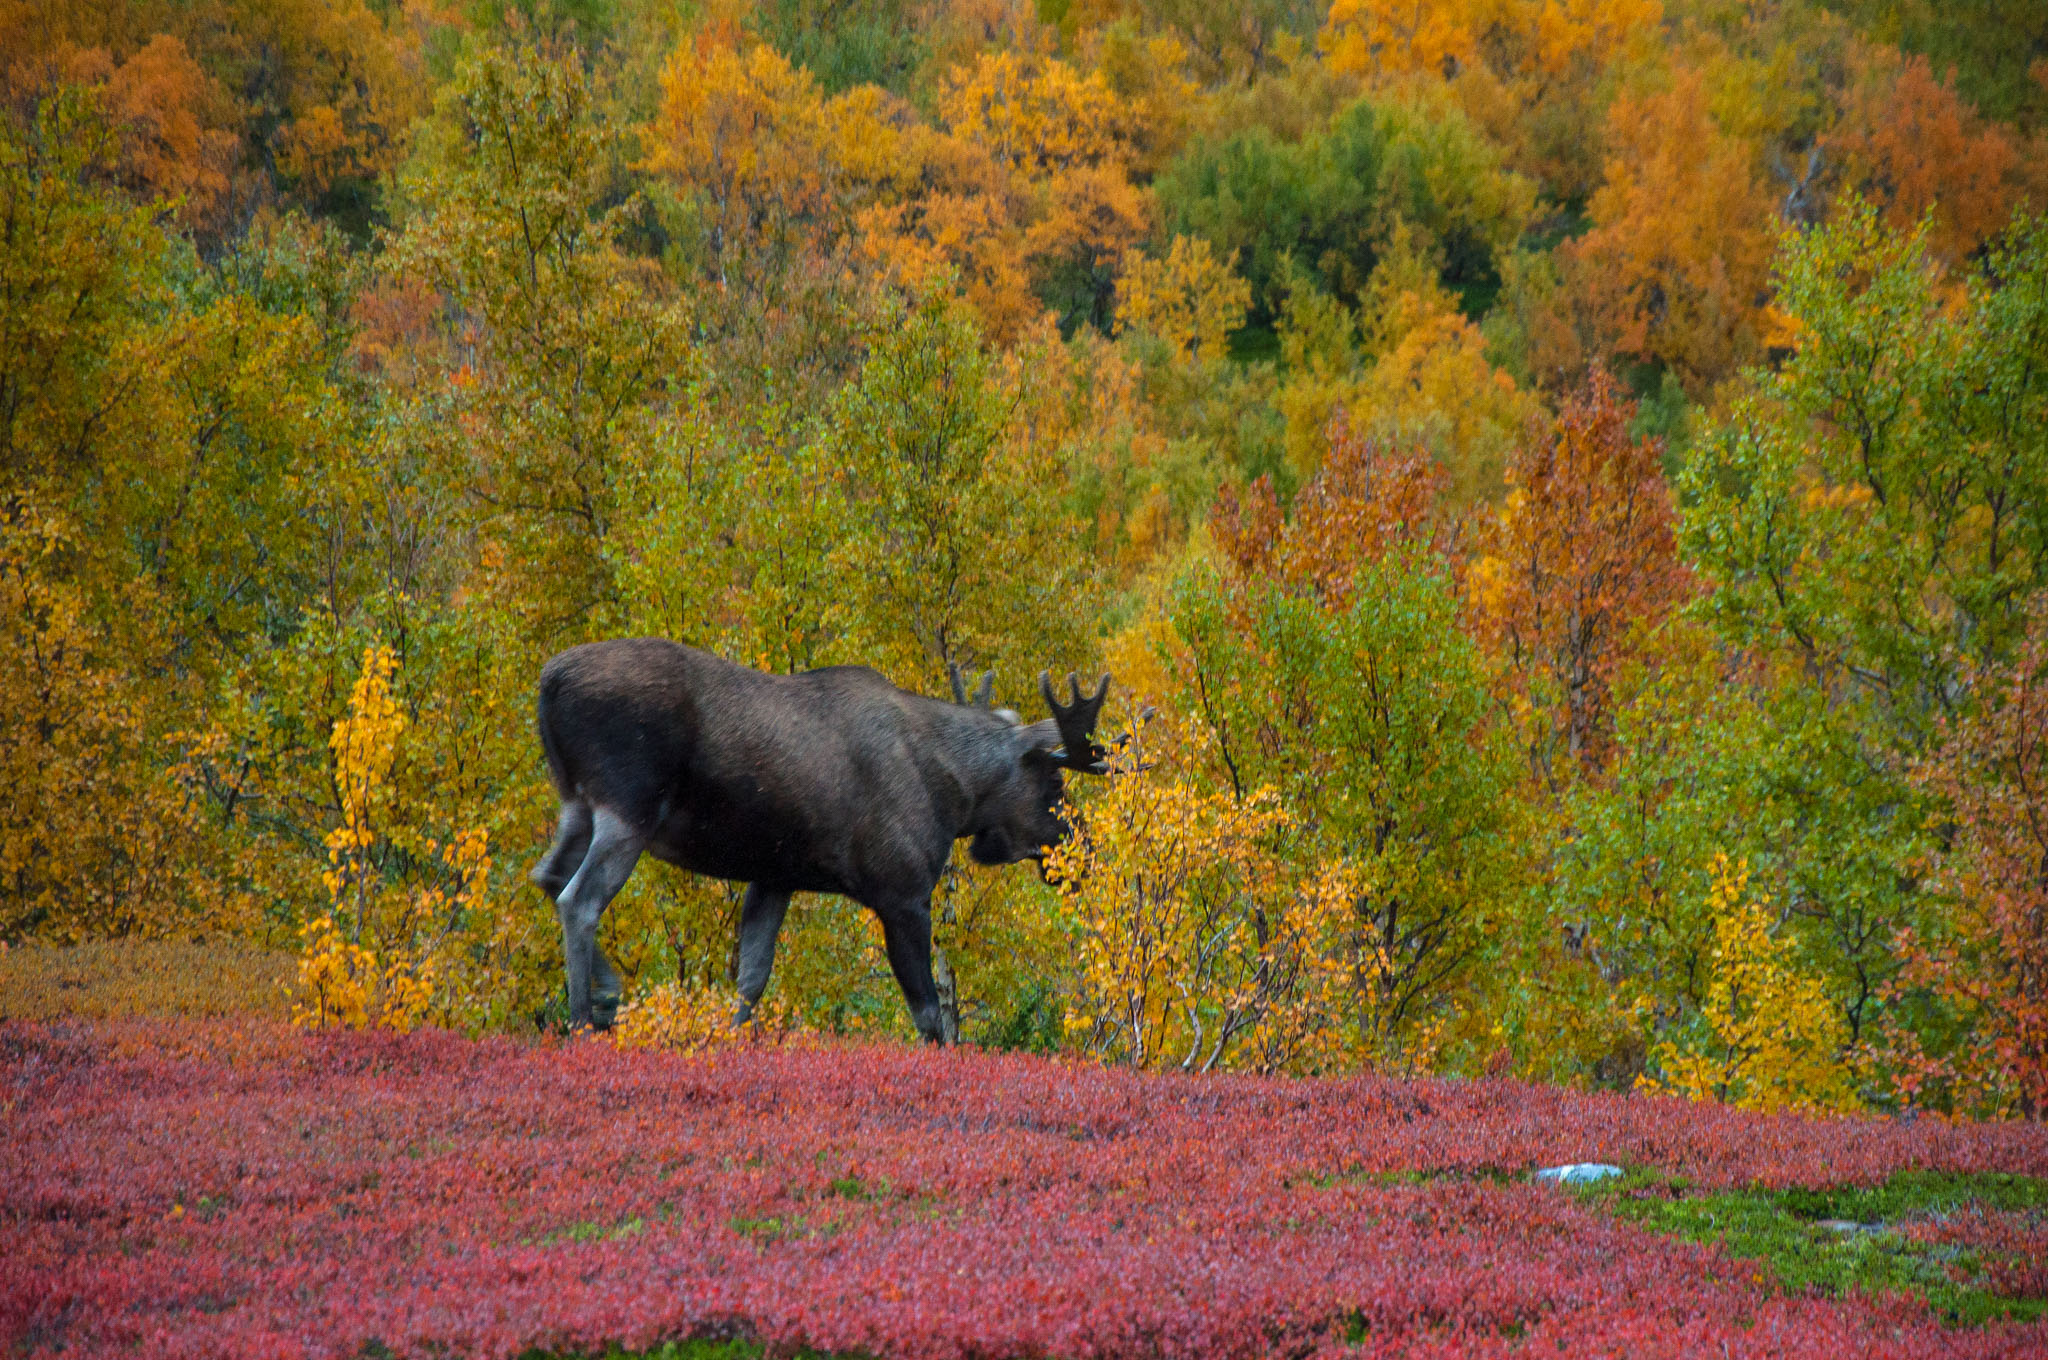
[1816,1219,1885,1235]
[1534,1163,1624,1185]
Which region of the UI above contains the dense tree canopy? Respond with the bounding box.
[5,0,2048,1116]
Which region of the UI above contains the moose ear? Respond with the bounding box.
[1016,717,1063,758]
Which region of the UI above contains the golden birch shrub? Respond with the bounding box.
[288,646,532,1033]
[612,978,807,1052]
[1639,855,1863,1115]
[1050,728,1350,1074]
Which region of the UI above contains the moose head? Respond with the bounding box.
[951,663,1113,869]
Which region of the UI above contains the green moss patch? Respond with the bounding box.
[1576,1170,2048,1326]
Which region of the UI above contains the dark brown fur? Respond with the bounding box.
[530,639,1108,1039]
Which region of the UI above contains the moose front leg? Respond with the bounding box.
[875,898,947,1045]
[554,807,644,1031]
[731,883,791,1026]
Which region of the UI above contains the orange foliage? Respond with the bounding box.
[1891,598,2048,1118]
[1827,51,2034,266]
[1024,162,1152,322]
[1323,0,1656,83]
[1214,415,1458,611]
[917,49,1148,338]
[856,168,1042,342]
[646,40,879,288]
[348,273,445,385]
[91,36,237,224]
[1348,304,1539,500]
[0,0,423,219]
[1321,0,1484,81]
[1468,368,1690,779]
[1556,70,1778,392]
[612,977,809,1052]
[4,36,238,230]
[853,48,1164,339]
[1321,0,1660,202]
[644,36,1166,342]
[936,49,1139,175]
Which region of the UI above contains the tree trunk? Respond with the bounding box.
[932,944,962,1044]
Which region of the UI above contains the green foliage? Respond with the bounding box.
[1628,203,2048,1098]
[1682,202,2048,751]
[1579,1170,2048,1325]
[530,1339,775,1360]
[398,43,695,639]
[752,0,932,97]
[1155,110,1378,318]
[1155,90,1532,322]
[979,979,1067,1052]
[832,287,1098,688]
[1169,551,1517,1056]
[1554,654,1936,1057]
[2,88,362,942]
[0,88,177,482]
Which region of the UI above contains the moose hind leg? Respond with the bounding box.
[530,799,593,902]
[589,940,625,1031]
[731,884,792,1023]
[555,807,643,1030]
[875,900,947,1045]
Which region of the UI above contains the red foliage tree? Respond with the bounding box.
[1901,596,2048,1118]
[1470,367,1692,782]
[1212,412,1458,610]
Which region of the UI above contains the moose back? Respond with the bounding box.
[529,638,1112,1040]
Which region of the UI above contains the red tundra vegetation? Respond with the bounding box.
[5,1018,2046,1359]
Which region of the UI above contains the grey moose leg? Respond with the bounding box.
[529,799,593,901]
[875,898,947,1045]
[554,807,643,1030]
[731,883,792,1025]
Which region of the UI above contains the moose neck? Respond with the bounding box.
[932,709,1040,836]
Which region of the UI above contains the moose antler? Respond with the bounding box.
[948,662,996,710]
[1039,670,1112,773]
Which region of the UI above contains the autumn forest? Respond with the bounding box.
[5,0,2048,1124]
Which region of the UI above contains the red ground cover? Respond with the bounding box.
[5,1018,2047,1359]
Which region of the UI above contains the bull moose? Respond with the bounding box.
[529,638,1113,1040]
